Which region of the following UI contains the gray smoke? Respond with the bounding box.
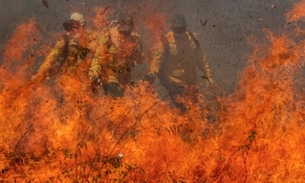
[0,0,300,94]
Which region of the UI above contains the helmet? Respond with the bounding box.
[170,14,187,34]
[170,14,186,28]
[70,12,85,26]
[117,13,134,34]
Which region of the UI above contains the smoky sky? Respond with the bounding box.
[0,0,300,94]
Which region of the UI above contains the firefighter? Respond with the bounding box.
[89,13,145,97]
[32,12,94,81]
[70,12,99,51]
[145,14,214,113]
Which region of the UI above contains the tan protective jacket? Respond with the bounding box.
[36,27,97,78]
[89,27,144,85]
[149,31,212,85]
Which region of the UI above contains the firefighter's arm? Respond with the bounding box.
[134,41,145,66]
[202,55,213,78]
[148,38,165,75]
[89,32,109,81]
[87,29,99,51]
[197,54,214,85]
[190,32,214,84]
[131,32,145,66]
[33,38,65,80]
[143,38,165,84]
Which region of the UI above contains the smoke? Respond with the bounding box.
[1,1,305,181]
[0,0,300,92]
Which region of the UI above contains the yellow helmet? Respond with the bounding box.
[70,12,85,26]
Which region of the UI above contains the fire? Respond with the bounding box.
[1,19,42,88]
[286,0,305,22]
[91,6,113,30]
[1,3,305,182]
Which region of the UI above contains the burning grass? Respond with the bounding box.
[1,3,305,183]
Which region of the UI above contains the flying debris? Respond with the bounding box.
[42,0,49,8]
[200,19,208,27]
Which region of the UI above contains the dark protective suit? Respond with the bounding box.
[34,20,97,80]
[148,30,213,112]
[89,26,144,97]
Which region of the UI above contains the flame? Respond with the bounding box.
[286,0,305,22]
[91,6,113,30]
[1,19,41,88]
[1,4,305,182]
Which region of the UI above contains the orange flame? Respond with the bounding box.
[1,19,41,87]
[1,3,305,183]
[286,0,305,22]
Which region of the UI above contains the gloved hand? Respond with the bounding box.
[206,77,215,88]
[90,75,102,94]
[103,82,124,98]
[31,75,37,81]
[31,73,44,82]
[201,75,215,87]
[143,73,156,84]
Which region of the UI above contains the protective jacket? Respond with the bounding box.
[149,31,212,86]
[36,27,97,78]
[89,27,144,86]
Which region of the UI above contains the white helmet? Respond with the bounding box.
[70,12,85,26]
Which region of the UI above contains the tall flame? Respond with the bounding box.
[1,3,305,182]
